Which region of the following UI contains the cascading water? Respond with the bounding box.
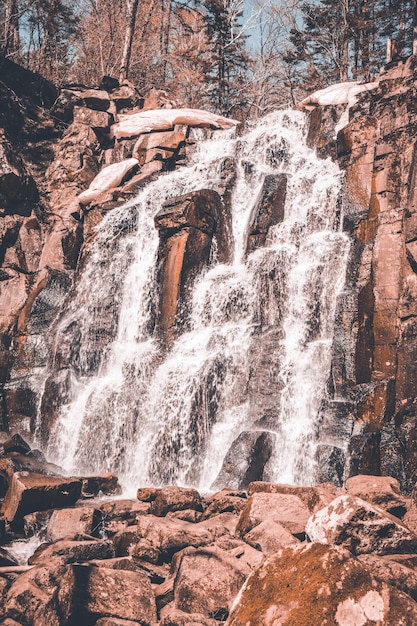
[44,110,350,492]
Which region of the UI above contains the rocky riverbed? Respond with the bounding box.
[1,433,417,624]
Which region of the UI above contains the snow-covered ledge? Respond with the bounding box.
[78,158,139,204]
[111,108,240,139]
[299,81,379,134]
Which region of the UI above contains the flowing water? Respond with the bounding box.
[44,110,350,493]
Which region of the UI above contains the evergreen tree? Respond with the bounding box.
[203,0,250,114]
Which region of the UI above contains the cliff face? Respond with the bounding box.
[314,56,417,492]
[2,54,417,490]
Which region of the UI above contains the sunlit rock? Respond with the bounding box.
[226,543,417,626]
[306,494,417,555]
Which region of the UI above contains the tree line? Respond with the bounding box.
[1,0,416,117]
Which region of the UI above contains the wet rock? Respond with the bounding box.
[1,473,82,526]
[226,542,417,626]
[150,485,203,517]
[236,492,311,537]
[211,431,274,491]
[0,547,19,567]
[28,537,114,565]
[2,433,31,455]
[80,472,121,498]
[246,174,287,254]
[112,526,139,557]
[306,494,417,555]
[315,444,346,487]
[154,190,223,345]
[346,474,407,517]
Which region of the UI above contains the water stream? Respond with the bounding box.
[44,110,350,493]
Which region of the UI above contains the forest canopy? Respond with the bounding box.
[1,0,416,116]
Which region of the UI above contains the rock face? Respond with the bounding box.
[308,55,417,492]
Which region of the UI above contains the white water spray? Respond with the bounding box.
[45,110,349,492]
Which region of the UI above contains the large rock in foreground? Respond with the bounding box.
[226,543,417,626]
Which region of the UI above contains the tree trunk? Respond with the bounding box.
[3,0,20,58]
[119,0,140,82]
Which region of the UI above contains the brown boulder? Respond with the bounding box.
[5,561,73,625]
[150,485,203,517]
[135,512,236,564]
[28,537,114,565]
[173,545,251,618]
[358,553,417,602]
[346,474,407,516]
[226,543,417,626]
[247,481,340,512]
[306,494,417,555]
[73,564,157,624]
[201,490,246,521]
[236,492,310,537]
[243,519,301,554]
[1,473,82,526]
[46,506,103,541]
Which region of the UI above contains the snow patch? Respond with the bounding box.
[111,108,240,138]
[78,158,139,204]
[299,81,379,135]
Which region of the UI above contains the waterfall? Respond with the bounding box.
[44,110,350,492]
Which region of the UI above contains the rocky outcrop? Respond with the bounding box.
[308,55,417,493]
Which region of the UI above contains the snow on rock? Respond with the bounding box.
[78,158,139,204]
[299,81,379,109]
[111,108,240,139]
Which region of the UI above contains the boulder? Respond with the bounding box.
[236,492,311,537]
[1,473,82,526]
[226,543,417,626]
[71,564,157,624]
[346,474,407,517]
[80,89,111,111]
[150,486,203,517]
[0,131,38,214]
[211,431,275,490]
[28,537,114,565]
[201,490,246,521]
[132,130,186,165]
[5,561,73,625]
[160,607,217,625]
[173,545,251,618]
[358,553,417,602]
[46,506,103,541]
[72,106,112,131]
[135,512,236,564]
[247,481,340,512]
[0,547,19,567]
[80,473,121,497]
[2,433,31,455]
[99,499,150,536]
[243,519,301,554]
[306,494,417,555]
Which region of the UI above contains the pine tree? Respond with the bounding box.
[203,0,250,114]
